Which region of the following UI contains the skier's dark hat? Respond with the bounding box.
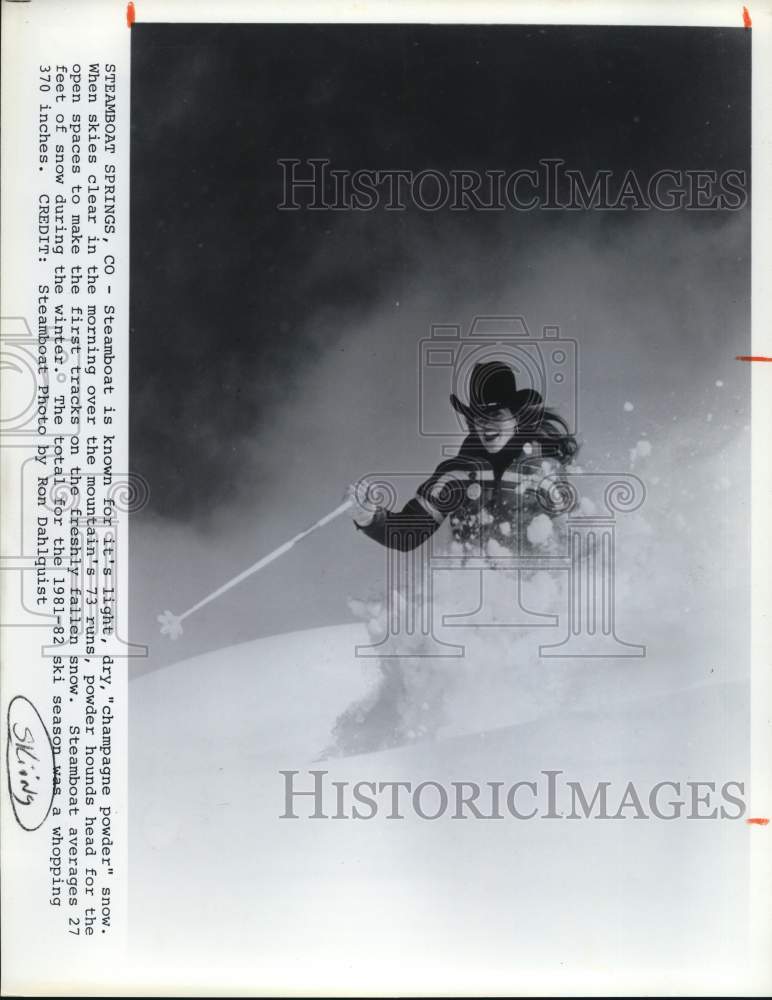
[450,361,543,422]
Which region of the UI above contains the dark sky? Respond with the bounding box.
[130,24,750,520]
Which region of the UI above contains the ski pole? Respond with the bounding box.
[157,497,354,639]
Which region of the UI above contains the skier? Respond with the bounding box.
[158,359,579,646]
[348,361,579,553]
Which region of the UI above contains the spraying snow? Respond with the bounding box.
[326,409,748,757]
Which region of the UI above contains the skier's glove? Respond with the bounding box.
[345,482,377,527]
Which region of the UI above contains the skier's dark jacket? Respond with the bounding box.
[356,432,572,552]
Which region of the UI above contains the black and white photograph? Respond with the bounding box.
[127,15,757,992]
[1,1,770,995]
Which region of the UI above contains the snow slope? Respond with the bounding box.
[129,622,749,995]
